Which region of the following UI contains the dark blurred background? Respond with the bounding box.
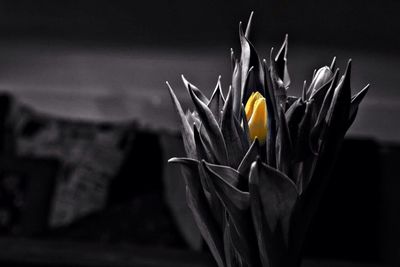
[0,0,398,50]
[0,1,397,267]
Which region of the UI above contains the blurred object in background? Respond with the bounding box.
[0,156,58,237]
[10,98,135,227]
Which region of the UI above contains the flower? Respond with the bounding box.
[167,12,369,267]
[245,91,268,144]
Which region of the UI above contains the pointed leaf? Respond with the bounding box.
[242,62,264,107]
[309,69,340,154]
[263,59,278,167]
[208,76,225,124]
[276,106,293,177]
[237,139,259,178]
[263,59,278,122]
[274,34,290,88]
[330,56,337,70]
[202,161,243,188]
[252,159,298,246]
[245,11,254,39]
[193,125,216,164]
[221,87,246,168]
[239,21,250,92]
[203,161,257,266]
[249,159,291,267]
[312,69,340,129]
[249,162,272,267]
[230,48,236,72]
[168,158,225,267]
[349,84,369,119]
[203,161,250,211]
[269,48,287,111]
[193,127,227,226]
[198,159,225,227]
[182,75,209,104]
[203,162,251,260]
[232,59,242,118]
[346,84,369,130]
[240,104,251,144]
[167,82,196,159]
[325,60,352,136]
[301,80,307,102]
[234,115,250,153]
[239,22,264,101]
[188,82,228,165]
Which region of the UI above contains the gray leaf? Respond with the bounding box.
[168,158,225,267]
[188,82,228,165]
[237,139,259,178]
[182,75,209,104]
[203,161,257,266]
[276,106,293,177]
[222,87,246,168]
[208,76,225,125]
[274,34,290,88]
[166,82,196,159]
[250,159,298,247]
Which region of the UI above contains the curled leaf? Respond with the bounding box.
[250,159,298,247]
[203,160,243,189]
[168,158,225,267]
[203,160,257,266]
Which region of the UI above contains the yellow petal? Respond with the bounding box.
[245,92,256,120]
[245,91,264,121]
[248,97,268,144]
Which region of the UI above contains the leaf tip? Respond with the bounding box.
[330,56,337,70]
[168,157,178,163]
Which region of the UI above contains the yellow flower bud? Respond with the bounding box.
[245,92,268,144]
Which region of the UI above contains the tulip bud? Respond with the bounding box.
[309,66,333,94]
[245,91,268,144]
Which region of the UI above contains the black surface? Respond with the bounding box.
[304,138,381,262]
